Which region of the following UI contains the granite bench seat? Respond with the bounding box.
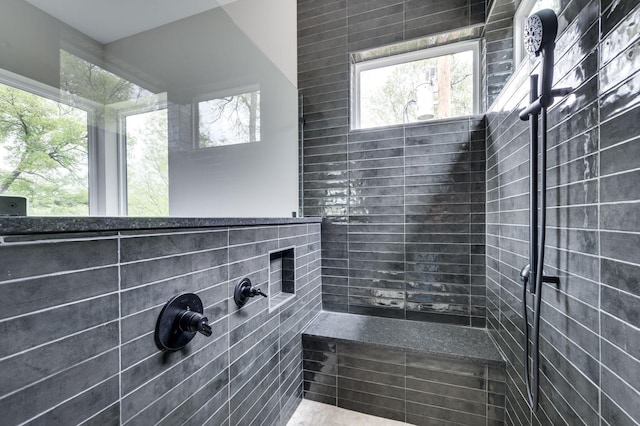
[301,311,506,425]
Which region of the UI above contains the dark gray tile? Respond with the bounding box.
[120,248,228,289]
[121,267,227,316]
[601,392,638,426]
[28,377,119,426]
[229,364,279,425]
[181,379,229,426]
[121,343,227,422]
[303,380,336,397]
[304,391,337,406]
[0,322,118,395]
[0,350,118,425]
[601,365,640,424]
[0,238,118,282]
[0,266,118,320]
[80,403,120,426]
[120,230,227,262]
[0,294,118,358]
[229,340,279,397]
[406,386,487,416]
[602,339,640,394]
[230,328,279,380]
[338,353,404,375]
[601,230,640,267]
[406,376,485,403]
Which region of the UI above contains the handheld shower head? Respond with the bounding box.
[524,9,558,107]
[524,9,558,57]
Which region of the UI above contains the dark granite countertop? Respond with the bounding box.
[0,216,322,235]
[303,311,505,366]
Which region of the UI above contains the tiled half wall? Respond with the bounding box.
[0,222,321,425]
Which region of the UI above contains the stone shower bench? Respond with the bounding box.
[301,312,506,425]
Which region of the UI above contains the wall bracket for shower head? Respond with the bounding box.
[155,293,212,351]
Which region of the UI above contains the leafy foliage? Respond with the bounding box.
[198,91,260,147]
[360,50,474,128]
[0,51,163,216]
[0,84,89,215]
[125,110,169,216]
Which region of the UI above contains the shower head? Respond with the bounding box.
[524,9,558,57]
[524,9,558,107]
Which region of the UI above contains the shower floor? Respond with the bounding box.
[287,400,410,426]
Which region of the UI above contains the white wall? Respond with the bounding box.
[0,1,299,218]
[105,7,299,218]
[219,0,297,88]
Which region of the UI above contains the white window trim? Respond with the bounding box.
[115,95,168,216]
[513,0,537,66]
[351,40,481,130]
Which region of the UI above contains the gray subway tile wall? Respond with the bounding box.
[0,223,321,425]
[301,0,640,424]
[484,0,516,108]
[299,0,488,326]
[486,0,640,424]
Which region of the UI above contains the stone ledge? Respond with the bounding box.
[0,216,322,235]
[303,311,504,366]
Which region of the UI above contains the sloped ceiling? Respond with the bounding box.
[24,0,222,43]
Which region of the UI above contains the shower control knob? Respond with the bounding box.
[155,293,213,351]
[249,287,268,298]
[177,310,212,337]
[234,277,268,307]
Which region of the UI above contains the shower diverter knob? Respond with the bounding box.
[234,277,267,307]
[155,293,212,351]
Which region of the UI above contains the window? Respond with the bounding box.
[352,41,480,130]
[195,89,261,148]
[0,77,90,216]
[124,109,169,216]
[514,0,560,65]
[1,49,170,216]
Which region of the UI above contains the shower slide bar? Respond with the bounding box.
[518,9,572,412]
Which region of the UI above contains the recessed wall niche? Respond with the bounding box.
[269,247,295,311]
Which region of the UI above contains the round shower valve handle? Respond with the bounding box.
[234,277,267,307]
[177,310,212,337]
[155,293,212,351]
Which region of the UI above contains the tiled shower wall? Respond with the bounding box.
[486,0,640,424]
[298,0,488,326]
[484,0,516,108]
[0,222,321,425]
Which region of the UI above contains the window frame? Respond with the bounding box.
[116,97,168,216]
[0,66,171,217]
[513,0,537,66]
[351,40,481,130]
